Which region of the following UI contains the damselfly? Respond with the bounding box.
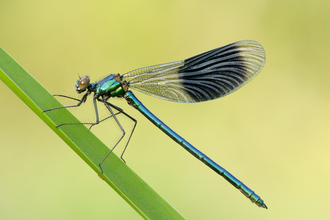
[44,40,267,208]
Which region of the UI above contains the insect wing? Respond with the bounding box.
[123,40,265,103]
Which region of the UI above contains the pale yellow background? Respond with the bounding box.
[0,0,329,219]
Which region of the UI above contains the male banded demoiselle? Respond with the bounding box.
[44,40,267,208]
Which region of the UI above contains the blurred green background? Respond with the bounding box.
[0,0,329,219]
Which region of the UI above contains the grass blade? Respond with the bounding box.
[0,46,184,219]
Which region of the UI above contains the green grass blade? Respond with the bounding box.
[0,46,184,220]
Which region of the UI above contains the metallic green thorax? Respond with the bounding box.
[94,74,127,98]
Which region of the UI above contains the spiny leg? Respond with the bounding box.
[98,98,127,173]
[52,96,100,128]
[53,94,82,102]
[51,96,125,129]
[43,93,101,127]
[90,100,137,163]
[43,93,89,112]
[88,98,125,130]
[99,101,137,163]
[88,112,121,130]
[46,93,137,171]
[114,107,137,163]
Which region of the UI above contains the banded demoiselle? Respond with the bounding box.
[44,40,267,208]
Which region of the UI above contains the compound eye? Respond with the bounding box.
[77,77,90,92]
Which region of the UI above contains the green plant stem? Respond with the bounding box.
[0,46,184,220]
